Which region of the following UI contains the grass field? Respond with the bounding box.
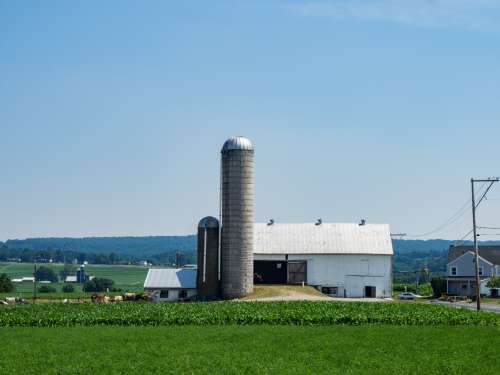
[0,262,148,299]
[1,325,499,374]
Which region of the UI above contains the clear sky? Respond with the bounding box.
[1,1,500,241]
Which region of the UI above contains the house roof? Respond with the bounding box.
[448,246,500,265]
[144,268,197,289]
[254,223,393,255]
[448,251,494,266]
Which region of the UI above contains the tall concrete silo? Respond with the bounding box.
[220,136,254,299]
[196,216,220,300]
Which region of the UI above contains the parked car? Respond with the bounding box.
[399,292,418,300]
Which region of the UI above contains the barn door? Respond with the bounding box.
[288,261,307,284]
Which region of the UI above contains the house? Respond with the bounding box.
[144,268,197,302]
[253,222,393,298]
[446,245,500,297]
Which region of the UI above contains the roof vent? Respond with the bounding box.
[359,219,366,226]
[315,218,322,226]
[268,219,275,226]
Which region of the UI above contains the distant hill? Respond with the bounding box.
[5,236,196,257]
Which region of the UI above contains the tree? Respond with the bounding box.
[35,266,58,283]
[430,277,447,298]
[83,278,114,292]
[486,276,500,288]
[0,273,14,293]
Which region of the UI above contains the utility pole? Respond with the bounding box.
[471,177,499,311]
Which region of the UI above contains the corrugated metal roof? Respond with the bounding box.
[144,268,197,289]
[221,136,254,153]
[254,223,393,255]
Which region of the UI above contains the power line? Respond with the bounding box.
[407,183,487,238]
[452,229,474,247]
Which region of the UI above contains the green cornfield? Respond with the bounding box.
[1,301,499,327]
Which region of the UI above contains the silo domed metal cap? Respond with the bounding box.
[221,136,254,153]
[198,216,219,229]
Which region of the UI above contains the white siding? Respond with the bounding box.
[288,254,392,297]
[145,288,197,302]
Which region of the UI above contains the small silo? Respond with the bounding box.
[196,216,220,299]
[220,136,254,299]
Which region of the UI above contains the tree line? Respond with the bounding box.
[0,244,196,266]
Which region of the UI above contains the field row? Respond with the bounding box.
[1,301,499,327]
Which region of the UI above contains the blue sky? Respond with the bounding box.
[1,1,500,241]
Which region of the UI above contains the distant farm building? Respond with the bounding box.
[65,265,93,283]
[12,277,35,283]
[144,268,197,302]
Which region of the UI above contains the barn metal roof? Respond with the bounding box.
[254,223,393,255]
[221,136,254,153]
[143,268,197,289]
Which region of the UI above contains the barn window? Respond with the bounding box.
[160,290,169,298]
[321,287,338,296]
[479,267,483,276]
[451,267,457,276]
[179,290,188,299]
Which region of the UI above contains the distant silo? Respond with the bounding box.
[220,136,254,299]
[196,216,220,299]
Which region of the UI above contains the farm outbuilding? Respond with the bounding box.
[253,222,393,298]
[144,268,197,302]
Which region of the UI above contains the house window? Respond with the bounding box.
[479,267,483,276]
[160,290,169,298]
[451,267,457,276]
[179,290,188,299]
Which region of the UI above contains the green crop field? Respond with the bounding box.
[0,262,148,299]
[1,301,499,327]
[1,325,499,374]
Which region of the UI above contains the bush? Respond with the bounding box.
[486,276,500,288]
[0,273,14,293]
[62,284,74,293]
[38,285,56,293]
[431,277,447,298]
[83,278,114,292]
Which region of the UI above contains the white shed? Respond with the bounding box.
[144,268,197,302]
[253,222,393,298]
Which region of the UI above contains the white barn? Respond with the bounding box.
[253,222,393,298]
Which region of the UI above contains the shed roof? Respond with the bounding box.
[254,223,393,255]
[144,268,197,289]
